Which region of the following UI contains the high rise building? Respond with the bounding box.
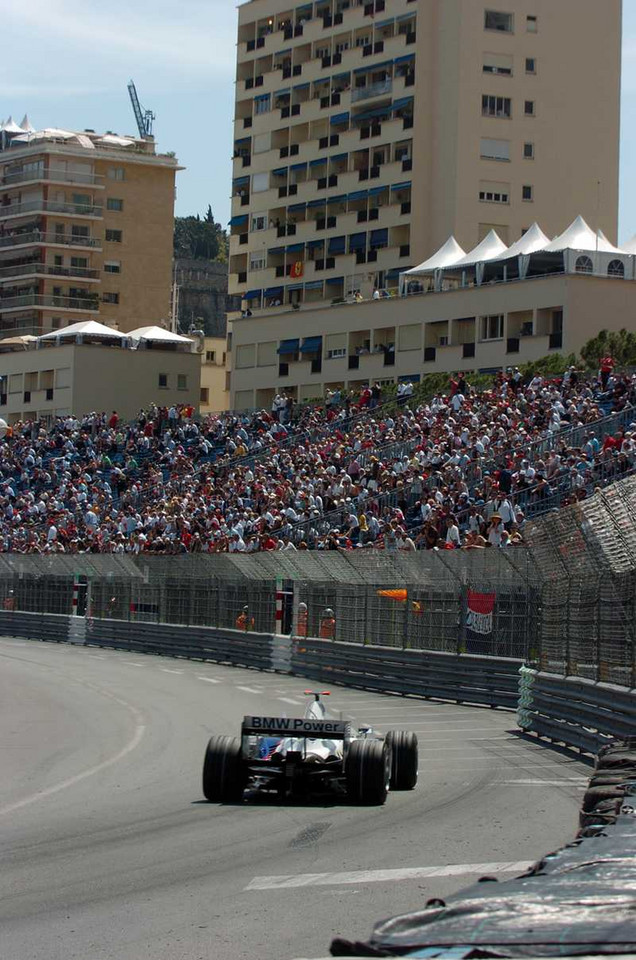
[0,123,181,338]
[228,0,621,311]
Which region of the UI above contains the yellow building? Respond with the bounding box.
[228,0,621,313]
[0,122,181,338]
[0,321,200,423]
[199,336,229,412]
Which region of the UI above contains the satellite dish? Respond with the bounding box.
[0,419,8,439]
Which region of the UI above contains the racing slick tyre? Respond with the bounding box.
[386,730,418,790]
[346,739,390,805]
[202,736,246,802]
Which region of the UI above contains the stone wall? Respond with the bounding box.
[174,259,240,337]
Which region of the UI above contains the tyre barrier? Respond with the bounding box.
[330,739,636,958]
[518,667,636,755]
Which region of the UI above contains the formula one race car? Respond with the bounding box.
[202,691,418,805]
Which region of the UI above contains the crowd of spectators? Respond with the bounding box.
[0,362,633,555]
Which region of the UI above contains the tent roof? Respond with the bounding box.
[1,116,24,134]
[96,134,137,147]
[128,325,193,343]
[20,115,35,133]
[0,335,37,350]
[403,236,466,275]
[450,229,508,269]
[621,234,636,255]
[542,216,626,255]
[497,222,551,260]
[39,320,125,341]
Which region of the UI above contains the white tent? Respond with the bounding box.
[96,134,137,147]
[621,235,636,255]
[542,215,626,254]
[1,116,24,134]
[20,115,35,133]
[39,320,126,342]
[399,236,466,294]
[499,222,551,259]
[451,229,508,269]
[128,325,193,344]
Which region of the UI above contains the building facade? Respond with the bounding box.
[175,259,241,337]
[199,336,229,412]
[0,127,180,338]
[228,0,621,314]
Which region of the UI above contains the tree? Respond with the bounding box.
[580,329,636,369]
[173,207,228,262]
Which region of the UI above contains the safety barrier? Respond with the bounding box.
[518,667,636,754]
[290,637,521,709]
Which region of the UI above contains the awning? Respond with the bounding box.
[264,286,283,298]
[309,158,327,167]
[307,199,326,208]
[353,104,392,121]
[272,167,287,176]
[368,186,388,196]
[294,82,310,90]
[290,162,306,170]
[354,60,392,73]
[327,195,346,204]
[348,190,368,201]
[370,228,388,247]
[349,232,367,250]
[268,246,285,254]
[229,214,248,226]
[392,96,414,111]
[288,202,306,212]
[328,236,346,254]
[254,93,270,102]
[326,276,344,285]
[287,283,304,292]
[331,153,347,163]
[274,87,290,96]
[278,338,300,354]
[391,181,411,191]
[306,238,324,249]
[233,175,249,186]
[300,336,322,353]
[394,54,415,65]
[286,243,304,253]
[331,112,349,125]
[244,289,262,300]
[304,280,323,289]
[234,137,251,145]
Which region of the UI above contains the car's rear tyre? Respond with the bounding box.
[202,736,246,802]
[346,739,390,805]
[386,731,418,790]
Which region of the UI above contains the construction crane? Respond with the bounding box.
[127,80,155,139]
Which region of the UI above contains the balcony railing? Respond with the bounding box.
[0,293,99,312]
[0,262,100,281]
[1,168,103,187]
[351,79,392,103]
[0,199,103,220]
[0,231,101,249]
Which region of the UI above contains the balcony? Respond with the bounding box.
[0,293,100,314]
[0,262,100,283]
[0,230,102,251]
[351,79,392,103]
[0,199,103,221]
[1,168,104,188]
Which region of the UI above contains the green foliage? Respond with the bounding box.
[517,353,577,378]
[174,206,228,262]
[580,329,636,369]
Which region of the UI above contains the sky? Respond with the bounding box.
[2,0,636,241]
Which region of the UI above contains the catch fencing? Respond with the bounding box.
[0,476,636,688]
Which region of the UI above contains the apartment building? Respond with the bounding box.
[228,0,621,313]
[0,122,181,338]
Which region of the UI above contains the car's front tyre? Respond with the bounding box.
[202,735,246,802]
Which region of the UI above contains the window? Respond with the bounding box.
[480,314,504,340]
[54,255,63,267]
[479,181,510,204]
[251,213,267,231]
[480,138,510,161]
[71,225,89,239]
[206,350,216,362]
[70,256,87,268]
[527,15,538,32]
[177,374,187,390]
[158,373,168,388]
[525,57,536,74]
[482,95,512,118]
[483,53,513,76]
[107,167,125,181]
[524,100,535,116]
[524,141,535,159]
[254,94,271,115]
[200,387,209,403]
[249,251,266,270]
[104,261,121,274]
[484,10,513,32]
[105,229,122,242]
[252,171,269,193]
[522,185,533,201]
[102,292,119,304]
[608,259,625,278]
[107,197,123,211]
[575,255,593,274]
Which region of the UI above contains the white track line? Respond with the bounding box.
[278,697,302,705]
[236,686,261,694]
[160,668,183,674]
[198,676,221,684]
[245,860,535,891]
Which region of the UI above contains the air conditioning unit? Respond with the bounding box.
[439,336,449,346]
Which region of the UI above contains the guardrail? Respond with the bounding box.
[518,667,636,754]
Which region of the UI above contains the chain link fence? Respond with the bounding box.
[1,478,635,688]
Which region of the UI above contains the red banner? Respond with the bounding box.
[466,590,495,637]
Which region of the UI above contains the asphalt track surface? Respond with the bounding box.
[0,636,592,960]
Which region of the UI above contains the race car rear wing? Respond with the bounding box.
[242,715,351,738]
